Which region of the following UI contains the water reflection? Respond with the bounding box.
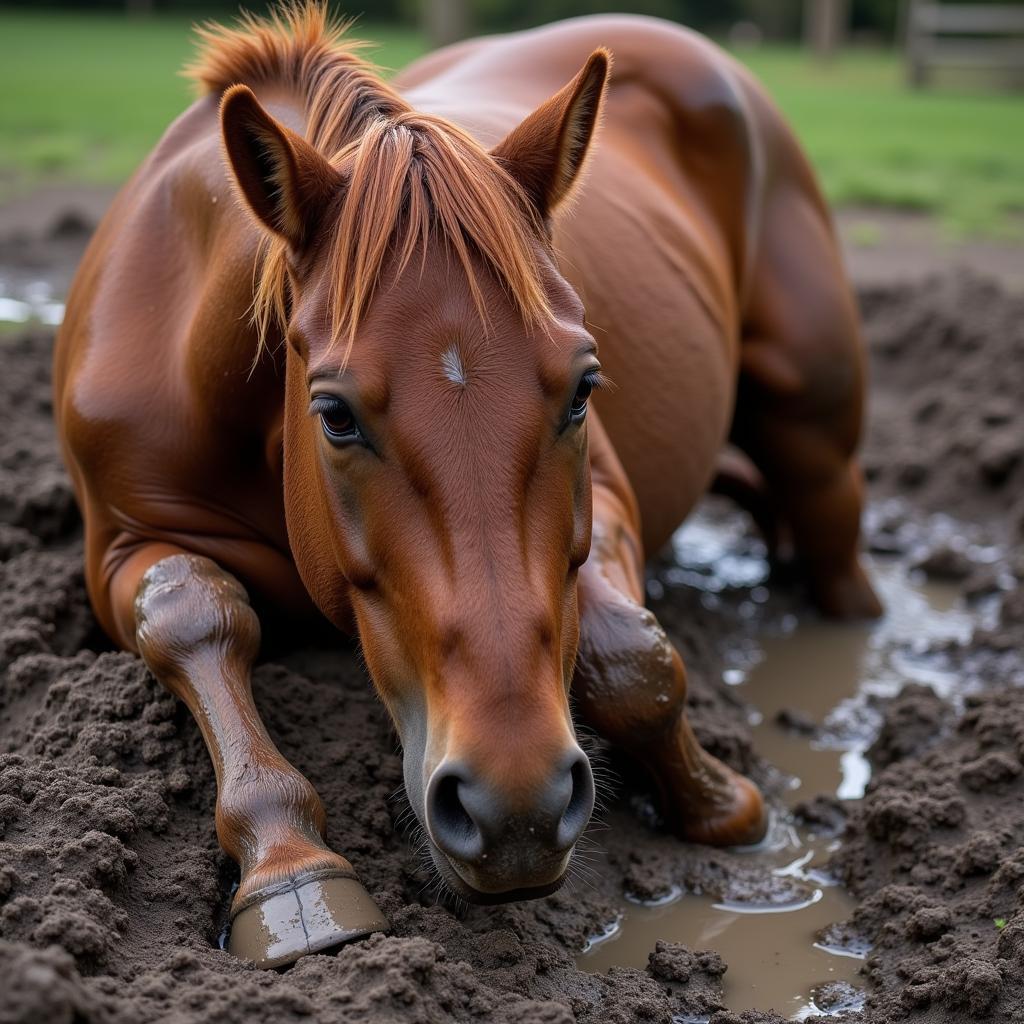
[579,506,993,1019]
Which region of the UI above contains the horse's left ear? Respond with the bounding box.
[220,84,342,249]
[492,48,611,222]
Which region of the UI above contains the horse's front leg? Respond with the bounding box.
[574,418,765,845]
[112,546,387,967]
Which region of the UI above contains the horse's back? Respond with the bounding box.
[402,16,846,553]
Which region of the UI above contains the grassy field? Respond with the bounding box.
[739,46,1024,237]
[1,10,1022,235]
[0,11,422,186]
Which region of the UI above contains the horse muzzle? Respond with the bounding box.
[423,746,595,901]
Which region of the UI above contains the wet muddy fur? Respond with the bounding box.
[1,189,1023,1024]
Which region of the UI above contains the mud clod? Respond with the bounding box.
[647,941,726,1017]
[867,683,946,769]
[911,542,974,581]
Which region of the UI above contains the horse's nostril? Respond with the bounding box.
[426,751,595,872]
[426,768,484,862]
[556,752,596,850]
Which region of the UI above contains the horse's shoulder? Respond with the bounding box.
[58,93,268,472]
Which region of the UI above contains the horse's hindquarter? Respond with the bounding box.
[54,97,310,633]
[557,121,749,554]
[402,16,760,554]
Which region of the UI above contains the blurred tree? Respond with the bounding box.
[449,0,810,39]
[803,0,848,57]
[423,0,468,44]
[850,0,901,41]
[743,0,803,39]
[13,0,1017,44]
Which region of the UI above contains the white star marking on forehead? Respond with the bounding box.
[440,346,468,388]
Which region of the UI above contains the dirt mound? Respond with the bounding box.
[862,272,1024,540]
[1,271,1023,1023]
[831,272,1024,1023]
[835,680,1024,1021]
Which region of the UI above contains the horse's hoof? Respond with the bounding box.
[815,563,884,621]
[678,769,767,847]
[227,870,389,969]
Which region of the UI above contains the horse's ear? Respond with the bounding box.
[220,84,341,248]
[492,48,610,222]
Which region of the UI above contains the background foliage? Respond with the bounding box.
[0,2,1021,235]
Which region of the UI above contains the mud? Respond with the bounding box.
[577,560,976,1017]
[1,202,1023,1024]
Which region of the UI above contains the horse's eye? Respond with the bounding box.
[312,396,361,445]
[569,375,595,423]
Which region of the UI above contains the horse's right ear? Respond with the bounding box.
[492,49,611,222]
[220,85,341,248]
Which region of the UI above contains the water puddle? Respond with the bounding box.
[580,824,861,1018]
[578,507,987,1018]
[0,277,65,327]
[746,557,975,806]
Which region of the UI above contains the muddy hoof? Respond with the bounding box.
[679,770,767,847]
[816,564,884,621]
[228,871,388,969]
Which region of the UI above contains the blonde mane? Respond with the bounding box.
[186,2,550,358]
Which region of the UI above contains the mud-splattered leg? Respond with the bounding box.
[735,194,882,621]
[109,545,386,968]
[573,416,765,844]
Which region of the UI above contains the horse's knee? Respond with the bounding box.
[135,553,260,682]
[575,590,685,742]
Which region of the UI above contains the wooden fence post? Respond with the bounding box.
[422,0,468,49]
[804,0,850,60]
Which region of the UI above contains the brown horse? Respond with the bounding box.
[54,5,881,968]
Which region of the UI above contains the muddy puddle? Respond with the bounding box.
[580,828,862,1018]
[578,508,988,1019]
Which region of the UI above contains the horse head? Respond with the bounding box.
[220,50,610,901]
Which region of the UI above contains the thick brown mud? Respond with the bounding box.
[1,205,1023,1024]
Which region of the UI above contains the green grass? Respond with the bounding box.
[1,10,1022,236]
[736,46,1024,237]
[0,11,424,191]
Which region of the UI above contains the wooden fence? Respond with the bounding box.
[906,1,1024,87]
